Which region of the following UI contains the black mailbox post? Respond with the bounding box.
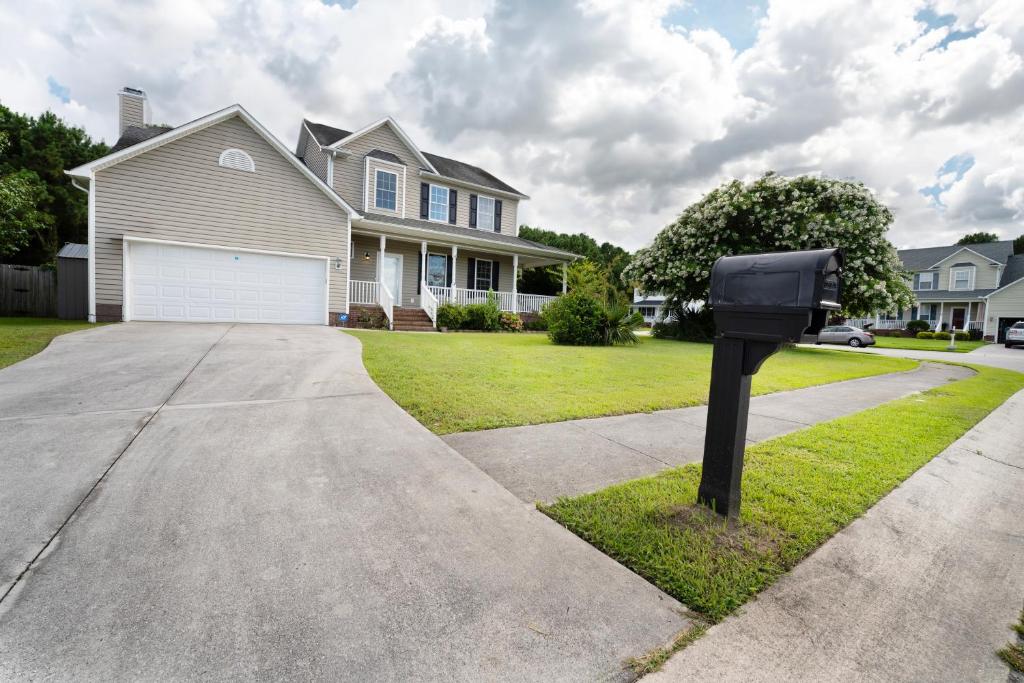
[697,248,843,517]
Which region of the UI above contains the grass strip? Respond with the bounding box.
[627,622,709,676]
[348,331,916,434]
[541,364,1024,622]
[872,336,985,353]
[998,610,1024,673]
[0,318,102,370]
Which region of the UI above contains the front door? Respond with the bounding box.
[381,254,403,306]
[951,307,966,330]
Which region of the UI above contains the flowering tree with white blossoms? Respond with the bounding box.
[623,172,913,317]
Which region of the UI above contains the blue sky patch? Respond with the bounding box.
[915,8,981,50]
[662,0,767,52]
[919,153,975,208]
[321,0,358,8]
[47,76,70,103]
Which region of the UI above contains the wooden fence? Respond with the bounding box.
[1,264,57,317]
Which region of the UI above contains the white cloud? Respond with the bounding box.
[0,0,1021,251]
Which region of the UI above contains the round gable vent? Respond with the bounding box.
[218,148,255,172]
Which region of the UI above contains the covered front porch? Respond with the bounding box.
[347,230,567,328]
[851,299,986,333]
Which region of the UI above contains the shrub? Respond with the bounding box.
[933,331,951,340]
[523,317,548,332]
[968,327,983,341]
[916,331,934,339]
[601,302,643,346]
[436,302,465,330]
[463,292,502,331]
[546,292,604,345]
[905,319,930,334]
[652,301,715,342]
[499,311,523,332]
[954,331,970,341]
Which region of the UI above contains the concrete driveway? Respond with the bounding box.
[0,323,689,681]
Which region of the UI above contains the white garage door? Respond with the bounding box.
[127,241,327,324]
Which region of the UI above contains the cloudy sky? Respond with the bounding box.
[2,0,1022,251]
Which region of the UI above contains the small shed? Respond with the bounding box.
[57,243,89,320]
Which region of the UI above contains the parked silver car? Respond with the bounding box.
[816,325,876,347]
[1005,322,1024,348]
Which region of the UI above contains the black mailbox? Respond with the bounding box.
[697,248,843,517]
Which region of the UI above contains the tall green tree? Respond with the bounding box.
[0,104,108,265]
[623,172,912,317]
[1014,235,1024,255]
[518,225,631,298]
[956,231,1000,245]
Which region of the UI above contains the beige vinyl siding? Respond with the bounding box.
[302,130,329,182]
[332,122,520,236]
[350,235,378,283]
[934,250,1002,290]
[986,280,1024,330]
[366,159,406,216]
[94,115,349,315]
[118,94,144,134]
[457,249,514,293]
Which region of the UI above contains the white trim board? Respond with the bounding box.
[67,104,361,219]
[926,246,1003,269]
[326,116,438,175]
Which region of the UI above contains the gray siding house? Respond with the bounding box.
[67,87,574,330]
[852,240,1024,341]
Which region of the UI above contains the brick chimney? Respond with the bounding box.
[117,86,148,135]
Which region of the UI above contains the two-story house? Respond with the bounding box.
[67,87,575,330]
[630,289,668,325]
[853,240,1024,342]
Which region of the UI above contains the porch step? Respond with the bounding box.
[392,308,436,332]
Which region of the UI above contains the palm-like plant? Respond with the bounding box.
[602,300,644,345]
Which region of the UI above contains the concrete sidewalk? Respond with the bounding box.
[445,363,972,503]
[802,341,1024,373]
[648,387,1024,683]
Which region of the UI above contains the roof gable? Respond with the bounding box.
[67,105,360,218]
[326,117,437,174]
[897,241,1014,271]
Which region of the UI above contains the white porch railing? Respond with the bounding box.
[378,283,394,329]
[350,280,378,305]
[517,293,556,314]
[420,281,438,327]
[426,285,556,314]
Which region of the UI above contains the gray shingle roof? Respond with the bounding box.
[999,254,1024,288]
[914,288,994,300]
[110,125,173,153]
[304,120,350,146]
[366,149,404,165]
[360,212,576,258]
[304,119,525,196]
[897,241,1014,271]
[57,243,88,259]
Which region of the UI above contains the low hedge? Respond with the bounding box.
[933,331,951,340]
[916,331,934,339]
[435,296,522,332]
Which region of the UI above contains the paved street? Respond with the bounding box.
[0,323,689,681]
[803,340,1024,372]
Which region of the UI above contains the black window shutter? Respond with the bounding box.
[446,255,453,287]
[467,257,476,289]
[469,194,478,228]
[420,183,429,219]
[912,273,920,289]
[491,261,500,290]
[494,200,502,232]
[417,256,422,294]
[449,189,457,224]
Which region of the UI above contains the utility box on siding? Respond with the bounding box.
[56,243,89,320]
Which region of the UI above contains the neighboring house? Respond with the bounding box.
[852,240,1024,341]
[630,289,668,325]
[66,87,575,330]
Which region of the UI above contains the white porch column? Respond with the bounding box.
[561,262,568,294]
[421,241,428,290]
[512,254,519,314]
[937,301,944,330]
[450,245,458,302]
[377,234,386,285]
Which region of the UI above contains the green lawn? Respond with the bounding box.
[0,317,101,370]
[347,331,917,434]
[541,364,1024,622]
[872,335,985,353]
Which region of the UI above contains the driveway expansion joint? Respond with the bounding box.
[0,324,235,606]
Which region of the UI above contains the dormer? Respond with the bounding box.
[948,263,976,291]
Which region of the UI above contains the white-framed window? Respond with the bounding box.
[918,303,937,322]
[218,148,255,172]
[914,272,937,290]
[477,196,495,230]
[375,170,397,211]
[475,259,493,290]
[950,266,973,290]
[429,185,449,222]
[426,253,447,287]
